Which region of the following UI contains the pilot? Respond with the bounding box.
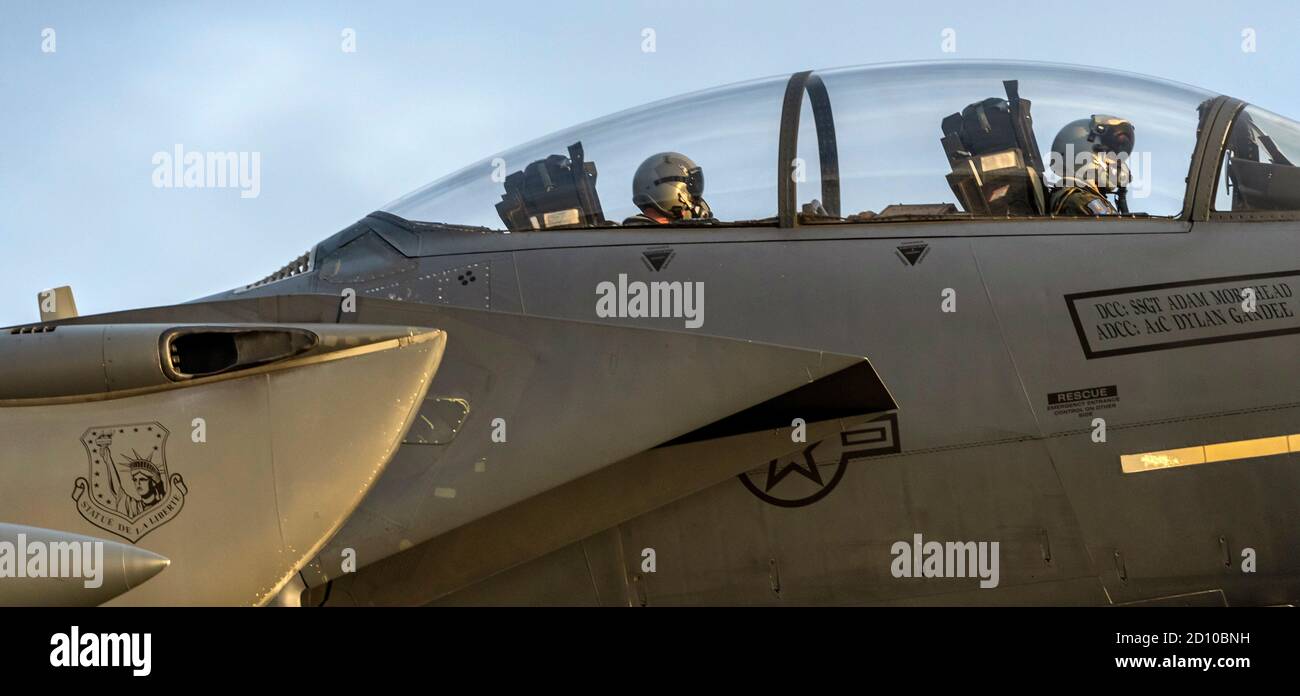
[1047,115,1135,216]
[623,152,713,225]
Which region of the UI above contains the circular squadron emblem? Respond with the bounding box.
[739,414,901,508]
[740,440,847,508]
[72,423,187,543]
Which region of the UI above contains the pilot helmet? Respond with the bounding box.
[1050,115,1135,192]
[632,152,711,221]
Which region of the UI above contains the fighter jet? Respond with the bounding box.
[3,60,1298,606]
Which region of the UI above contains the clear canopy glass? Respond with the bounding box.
[804,62,1215,219]
[383,61,1225,230]
[384,74,786,229]
[1214,104,1300,212]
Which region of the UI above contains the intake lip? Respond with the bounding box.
[160,326,319,381]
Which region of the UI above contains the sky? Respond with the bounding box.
[2,0,1299,326]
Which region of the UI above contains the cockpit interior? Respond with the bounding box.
[379,61,1300,232]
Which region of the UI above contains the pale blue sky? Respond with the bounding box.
[2,1,1298,326]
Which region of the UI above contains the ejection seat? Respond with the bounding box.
[495,142,606,231]
[940,80,1046,216]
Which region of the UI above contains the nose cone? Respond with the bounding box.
[122,546,170,591]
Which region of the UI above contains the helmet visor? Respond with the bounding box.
[1090,116,1135,155]
[653,166,705,197]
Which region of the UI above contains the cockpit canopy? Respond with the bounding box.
[381,60,1300,230]
[384,70,787,229]
[1216,104,1300,212]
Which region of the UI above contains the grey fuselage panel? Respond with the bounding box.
[55,213,1300,605]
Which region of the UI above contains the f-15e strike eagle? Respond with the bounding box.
[3,61,1298,606]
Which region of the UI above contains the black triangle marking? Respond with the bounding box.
[896,242,929,266]
[642,248,674,272]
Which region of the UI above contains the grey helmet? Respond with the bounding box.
[632,152,712,221]
[1050,115,1135,192]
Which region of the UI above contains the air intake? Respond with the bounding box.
[162,327,318,380]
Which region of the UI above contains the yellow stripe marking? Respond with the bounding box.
[1121,433,1299,474]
